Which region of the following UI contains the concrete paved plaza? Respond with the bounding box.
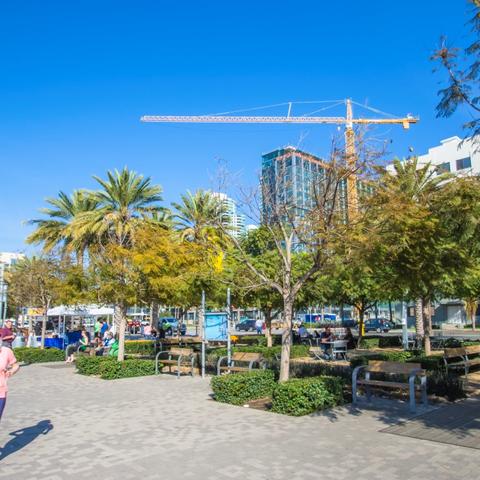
[0,363,477,480]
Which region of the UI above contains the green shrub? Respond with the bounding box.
[358,338,379,349]
[210,370,276,405]
[443,337,463,348]
[98,359,156,380]
[427,371,466,401]
[13,347,65,364]
[407,355,444,371]
[350,351,413,369]
[76,356,116,375]
[212,345,309,363]
[271,376,344,416]
[378,336,402,348]
[125,340,155,356]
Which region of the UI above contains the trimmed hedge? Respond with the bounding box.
[76,356,116,375]
[211,370,276,405]
[13,347,65,364]
[76,356,157,379]
[427,371,466,401]
[358,338,379,349]
[271,376,344,416]
[350,351,414,369]
[407,355,444,371]
[98,359,156,380]
[125,340,155,356]
[378,336,402,348]
[212,345,310,362]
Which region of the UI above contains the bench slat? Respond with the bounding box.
[444,347,466,358]
[169,347,193,356]
[366,361,423,375]
[465,345,480,355]
[357,379,410,389]
[232,352,262,362]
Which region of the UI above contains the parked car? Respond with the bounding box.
[364,318,391,333]
[341,318,358,328]
[157,318,187,336]
[235,319,257,332]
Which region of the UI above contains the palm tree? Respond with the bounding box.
[27,190,99,265]
[69,167,163,361]
[172,190,227,243]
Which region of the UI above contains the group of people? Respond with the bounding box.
[65,321,119,362]
[297,324,356,359]
[0,320,20,423]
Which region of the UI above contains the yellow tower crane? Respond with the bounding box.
[141,99,418,212]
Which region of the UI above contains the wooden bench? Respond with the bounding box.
[217,352,265,375]
[352,361,427,413]
[444,345,480,377]
[155,347,195,378]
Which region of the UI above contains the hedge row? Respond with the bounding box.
[210,370,344,415]
[13,347,65,364]
[125,340,156,356]
[212,345,310,362]
[271,376,344,416]
[75,356,157,380]
[210,370,276,405]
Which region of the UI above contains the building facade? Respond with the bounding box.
[211,192,246,238]
[261,146,347,220]
[387,136,480,177]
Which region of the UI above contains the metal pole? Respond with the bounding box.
[402,301,409,350]
[226,288,231,367]
[201,290,206,379]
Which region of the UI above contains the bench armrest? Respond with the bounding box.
[352,365,367,384]
[155,350,172,361]
[217,356,228,375]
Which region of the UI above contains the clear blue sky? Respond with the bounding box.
[0,0,474,252]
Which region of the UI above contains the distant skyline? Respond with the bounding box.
[0,0,474,252]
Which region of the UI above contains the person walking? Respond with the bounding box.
[0,338,20,423]
[255,318,263,335]
[0,320,16,349]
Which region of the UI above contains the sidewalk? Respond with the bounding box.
[0,363,477,479]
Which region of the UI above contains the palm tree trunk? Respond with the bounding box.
[415,298,424,349]
[114,303,127,361]
[422,298,432,356]
[40,315,47,349]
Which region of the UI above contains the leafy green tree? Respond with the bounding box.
[6,255,63,348]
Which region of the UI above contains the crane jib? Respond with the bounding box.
[140,115,418,125]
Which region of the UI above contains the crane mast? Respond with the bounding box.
[141,99,418,216]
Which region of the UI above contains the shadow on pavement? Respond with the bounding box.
[0,419,53,462]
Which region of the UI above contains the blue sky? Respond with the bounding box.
[0,0,474,251]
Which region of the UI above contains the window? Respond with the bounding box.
[436,162,450,173]
[456,157,472,170]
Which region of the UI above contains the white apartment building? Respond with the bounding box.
[387,136,480,176]
[211,192,246,238]
[0,251,25,267]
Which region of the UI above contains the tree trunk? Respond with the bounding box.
[264,309,273,348]
[114,303,127,361]
[465,298,478,331]
[422,298,432,356]
[357,308,365,348]
[279,298,293,382]
[150,301,159,328]
[40,315,47,349]
[415,298,424,349]
[388,300,393,324]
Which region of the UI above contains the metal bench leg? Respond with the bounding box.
[190,356,194,377]
[365,372,372,402]
[421,376,427,408]
[177,356,182,379]
[352,381,358,406]
[409,375,416,413]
